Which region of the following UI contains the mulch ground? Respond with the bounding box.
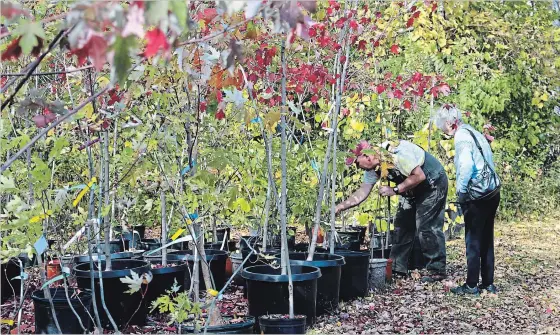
[1,216,558,334]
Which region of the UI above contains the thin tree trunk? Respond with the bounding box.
[161,190,167,267]
[103,130,112,270]
[86,220,103,330]
[279,40,294,318]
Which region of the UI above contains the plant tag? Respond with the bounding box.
[171,228,185,241]
[34,235,49,255]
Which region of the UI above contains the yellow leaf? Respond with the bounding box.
[375,114,381,123]
[350,119,365,132]
[449,203,457,212]
[380,162,389,178]
[264,111,281,131]
[0,319,14,326]
[82,104,94,119]
[73,177,97,207]
[124,141,132,148]
[97,76,110,87]
[540,93,548,102]
[171,228,185,241]
[207,289,219,297]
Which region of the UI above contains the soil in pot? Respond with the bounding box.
[1,257,23,302]
[333,250,370,301]
[168,249,228,291]
[144,256,188,314]
[278,252,345,316]
[32,288,93,334]
[74,259,151,328]
[242,265,320,331]
[258,314,306,334]
[179,316,255,334]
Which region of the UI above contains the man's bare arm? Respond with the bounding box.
[397,166,426,193]
[336,183,374,213]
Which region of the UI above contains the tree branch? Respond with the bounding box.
[1,86,110,173]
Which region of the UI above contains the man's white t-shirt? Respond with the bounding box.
[363,140,425,185]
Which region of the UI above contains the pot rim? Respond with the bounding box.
[73,259,150,279]
[241,264,321,282]
[274,252,346,268]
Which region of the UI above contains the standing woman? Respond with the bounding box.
[433,104,501,295]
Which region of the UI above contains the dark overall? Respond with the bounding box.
[388,151,448,275]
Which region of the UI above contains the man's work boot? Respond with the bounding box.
[478,284,498,294]
[451,283,480,295]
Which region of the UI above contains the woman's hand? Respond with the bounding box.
[379,186,396,197]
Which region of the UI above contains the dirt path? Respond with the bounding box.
[311,216,560,334]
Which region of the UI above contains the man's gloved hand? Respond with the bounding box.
[457,192,469,204]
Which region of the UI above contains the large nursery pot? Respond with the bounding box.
[179,316,255,334]
[32,288,93,334]
[326,230,361,251]
[1,257,24,302]
[169,249,228,291]
[144,255,188,314]
[73,251,133,264]
[258,314,307,335]
[334,250,370,301]
[90,240,126,254]
[74,259,151,328]
[279,252,345,316]
[242,265,321,331]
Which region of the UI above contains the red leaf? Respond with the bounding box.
[144,28,169,58]
[376,84,386,94]
[413,11,421,18]
[200,101,207,112]
[0,76,7,89]
[357,40,367,51]
[32,113,56,128]
[373,40,380,47]
[390,44,399,55]
[1,37,22,61]
[215,110,225,120]
[70,34,107,71]
[1,2,31,19]
[342,108,350,116]
[393,89,403,99]
[340,55,347,64]
[411,5,417,12]
[349,20,359,30]
[465,111,471,117]
[403,100,412,110]
[375,11,382,18]
[406,17,415,28]
[412,72,422,83]
[310,95,319,103]
[335,18,347,28]
[199,8,218,24]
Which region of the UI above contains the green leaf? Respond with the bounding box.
[0,175,16,192]
[14,20,46,55]
[112,36,136,85]
[49,137,69,162]
[170,0,187,29]
[146,1,169,25]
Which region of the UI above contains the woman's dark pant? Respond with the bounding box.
[390,173,448,275]
[460,192,500,287]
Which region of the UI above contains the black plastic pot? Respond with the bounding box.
[179,316,255,334]
[242,265,321,331]
[32,288,93,334]
[74,259,151,328]
[169,249,228,291]
[73,251,133,264]
[334,250,370,301]
[370,247,392,259]
[1,257,23,302]
[228,241,237,252]
[132,225,146,239]
[144,257,188,314]
[240,249,280,298]
[140,238,161,251]
[118,231,142,249]
[18,252,37,268]
[329,230,361,251]
[90,240,126,254]
[239,236,258,251]
[258,315,307,334]
[279,253,345,315]
[205,227,231,244]
[352,226,367,245]
[271,226,297,250]
[204,242,224,250]
[293,243,327,253]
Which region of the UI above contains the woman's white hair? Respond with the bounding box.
[433,104,462,130]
